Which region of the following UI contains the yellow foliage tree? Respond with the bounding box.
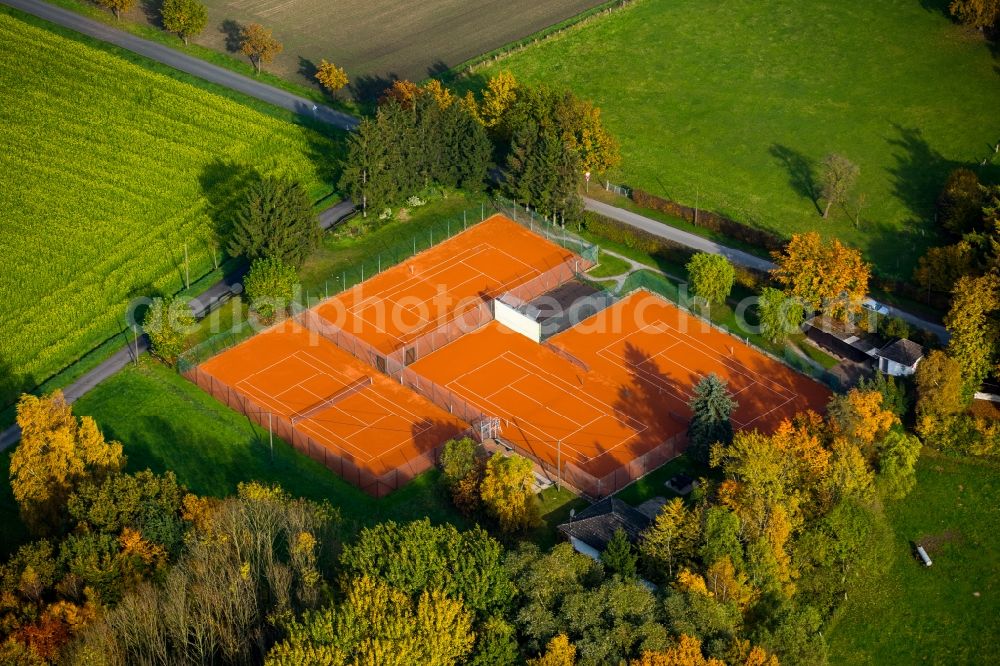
[771,232,870,321]
[479,453,540,532]
[97,0,134,20]
[422,79,456,109]
[913,241,975,295]
[827,389,898,458]
[824,438,874,505]
[10,391,124,534]
[914,350,965,439]
[478,71,519,128]
[631,635,725,666]
[639,497,700,580]
[315,59,349,96]
[565,97,621,174]
[267,574,474,665]
[529,633,576,666]
[704,556,755,609]
[945,273,1000,394]
[674,568,710,597]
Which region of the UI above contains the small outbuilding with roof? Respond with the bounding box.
[875,338,924,377]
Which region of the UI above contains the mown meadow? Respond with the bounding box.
[475,0,1000,278]
[0,9,337,408]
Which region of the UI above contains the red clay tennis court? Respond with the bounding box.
[411,290,831,497]
[312,214,588,359]
[188,321,466,497]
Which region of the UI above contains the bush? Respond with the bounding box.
[937,168,985,235]
[631,188,786,251]
[244,257,297,323]
[143,297,195,366]
[879,316,912,340]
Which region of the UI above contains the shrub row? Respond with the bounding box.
[631,188,786,252]
[629,189,951,314]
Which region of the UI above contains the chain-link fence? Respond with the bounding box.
[177,317,262,375]
[496,431,685,500]
[386,300,494,368]
[184,363,445,497]
[492,195,600,265]
[300,200,493,304]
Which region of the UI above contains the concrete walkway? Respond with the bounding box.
[1,0,358,131]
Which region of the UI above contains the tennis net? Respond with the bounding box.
[290,376,372,424]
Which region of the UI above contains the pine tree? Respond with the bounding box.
[227,175,318,266]
[601,528,638,579]
[687,374,737,465]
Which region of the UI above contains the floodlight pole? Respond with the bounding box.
[132,324,139,365]
[557,440,562,490]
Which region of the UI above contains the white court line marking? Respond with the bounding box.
[446,351,646,461]
[232,348,441,462]
[500,351,649,433]
[348,244,495,312]
[506,383,587,429]
[449,377,591,462]
[645,311,799,397]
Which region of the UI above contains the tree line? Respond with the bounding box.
[340,72,620,224]
[0,383,919,665]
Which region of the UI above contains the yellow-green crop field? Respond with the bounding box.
[0,12,336,405]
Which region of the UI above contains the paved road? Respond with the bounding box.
[584,196,949,342]
[584,197,775,273]
[1,0,358,131]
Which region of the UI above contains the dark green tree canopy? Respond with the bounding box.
[227,175,319,267]
[687,373,737,464]
[338,518,515,620]
[601,528,638,579]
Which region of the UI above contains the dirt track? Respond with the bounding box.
[165,0,608,94]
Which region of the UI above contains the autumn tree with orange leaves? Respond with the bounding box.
[240,23,283,74]
[771,232,870,322]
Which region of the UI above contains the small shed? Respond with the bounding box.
[875,338,924,377]
[665,474,696,496]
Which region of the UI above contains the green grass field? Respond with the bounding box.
[76,361,467,537]
[0,10,337,409]
[478,0,1000,278]
[828,450,1000,662]
[0,352,584,558]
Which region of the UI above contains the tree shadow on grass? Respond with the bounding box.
[426,60,451,79]
[885,124,953,222]
[918,0,951,17]
[219,19,244,53]
[198,159,262,244]
[769,143,821,215]
[298,56,318,81]
[0,353,36,415]
[350,73,398,105]
[138,0,162,28]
